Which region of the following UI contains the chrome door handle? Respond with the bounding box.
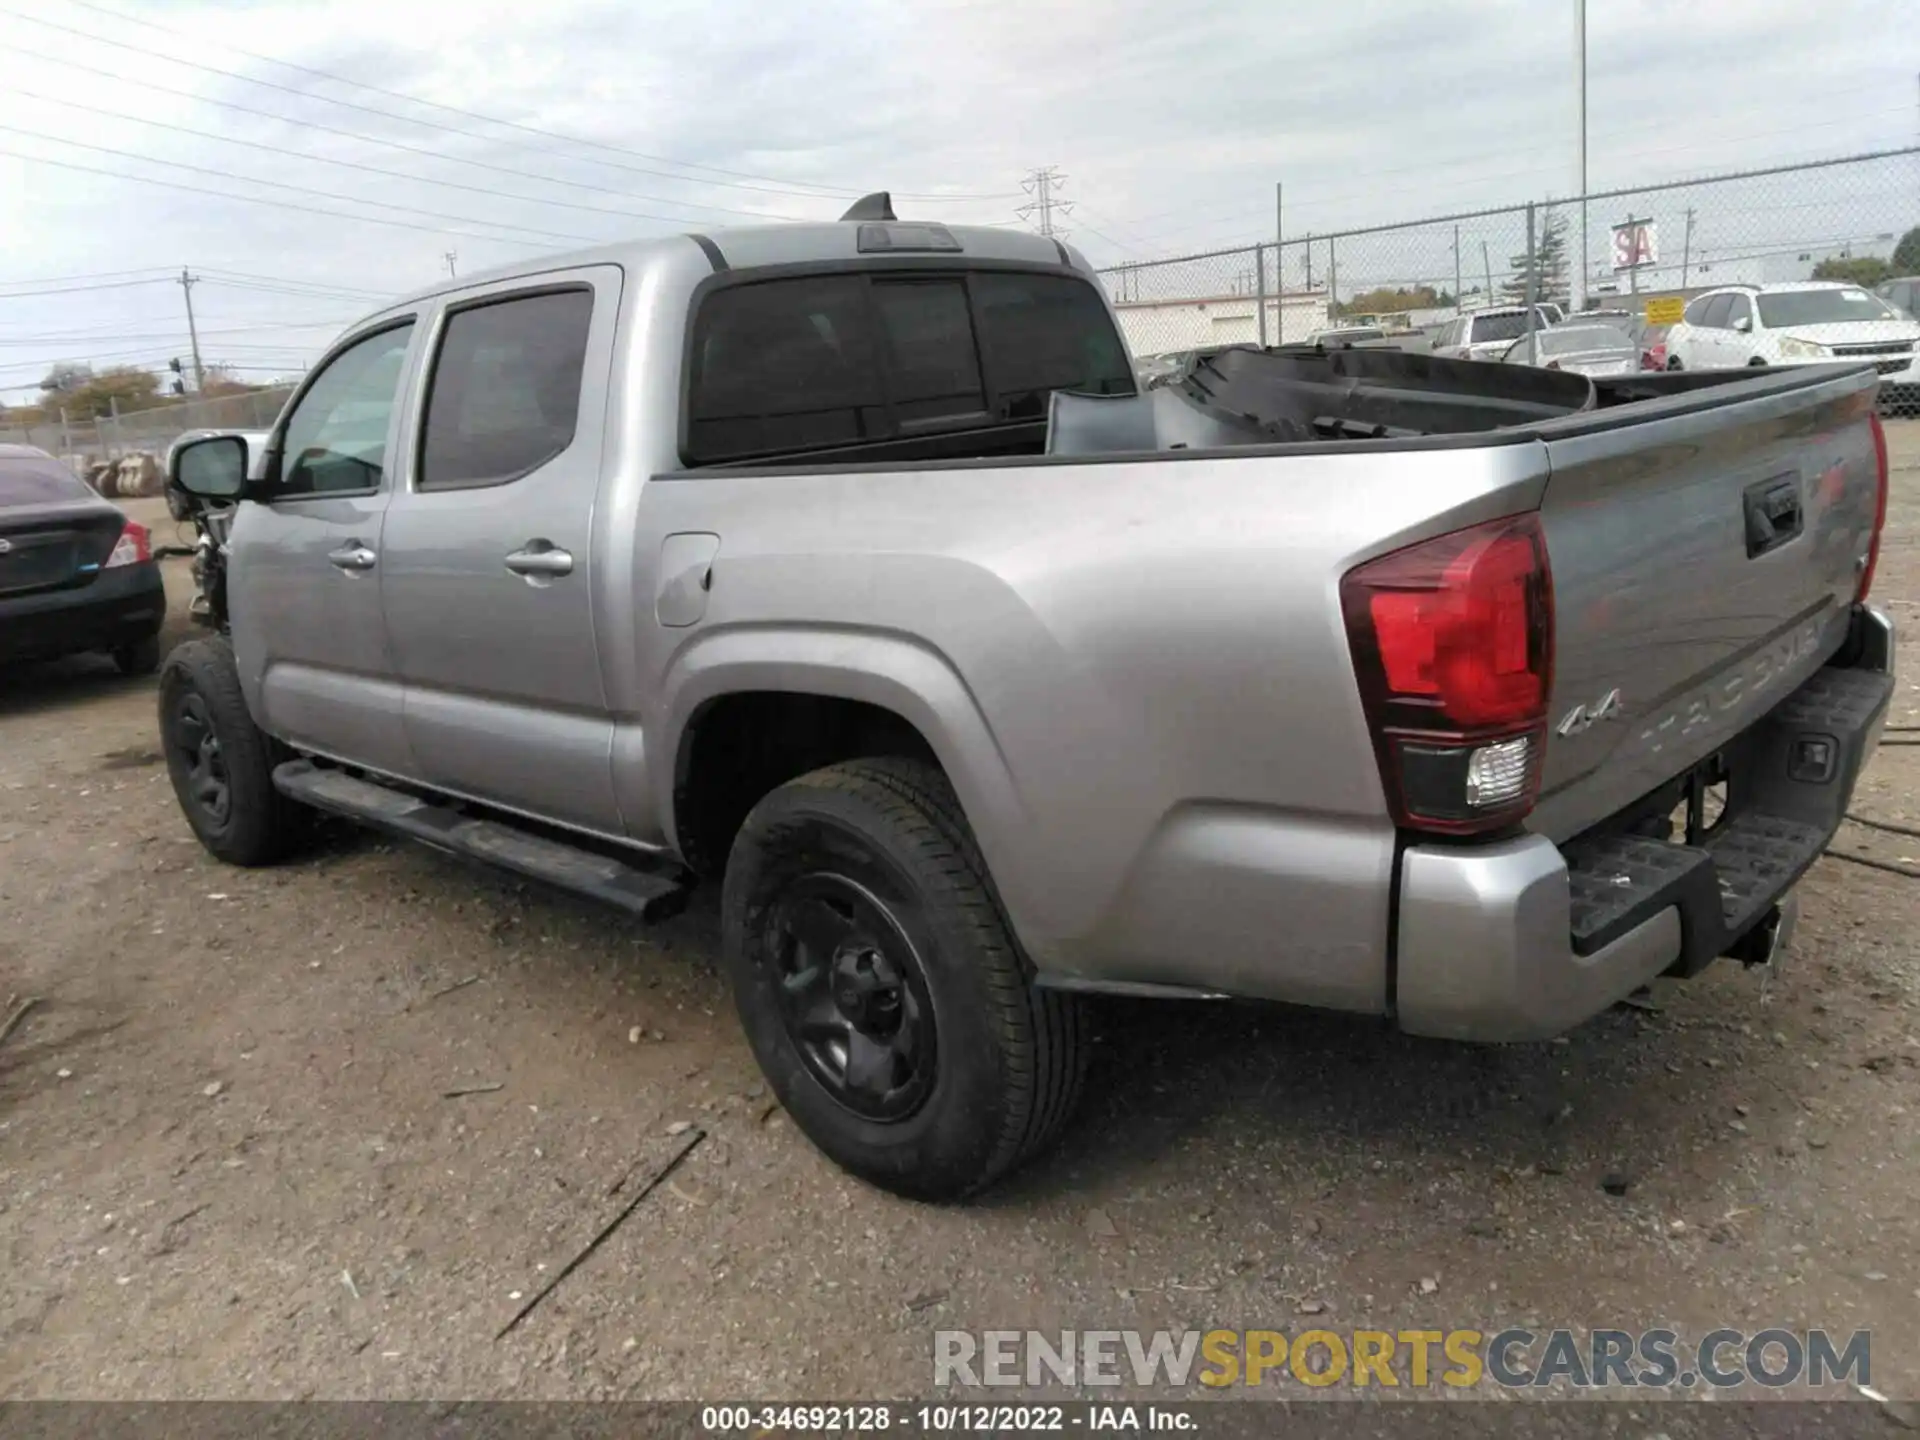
[504,544,574,578]
[328,543,377,572]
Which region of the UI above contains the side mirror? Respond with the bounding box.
[171,434,249,499]
[1733,315,1753,334]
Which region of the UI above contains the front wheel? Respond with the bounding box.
[721,757,1088,1201]
[158,638,307,866]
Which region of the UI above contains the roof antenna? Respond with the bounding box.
[839,192,896,222]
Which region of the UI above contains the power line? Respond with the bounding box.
[0,123,603,246]
[0,266,178,289]
[0,276,178,300]
[6,87,817,232]
[0,146,587,249]
[14,5,1014,205]
[0,52,838,226]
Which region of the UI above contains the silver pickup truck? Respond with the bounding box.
[164,197,1895,1200]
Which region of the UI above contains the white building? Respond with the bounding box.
[1110,290,1334,358]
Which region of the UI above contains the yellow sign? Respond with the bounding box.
[1644,297,1685,325]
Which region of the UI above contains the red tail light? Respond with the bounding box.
[1860,411,1889,603]
[104,519,152,569]
[1341,514,1555,835]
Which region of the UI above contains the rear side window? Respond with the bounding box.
[686,276,887,464]
[1701,294,1735,328]
[0,454,92,505]
[1682,295,1714,325]
[683,268,1132,466]
[419,288,594,491]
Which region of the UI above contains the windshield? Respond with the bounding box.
[1469,312,1532,343]
[1758,288,1900,328]
[0,454,94,505]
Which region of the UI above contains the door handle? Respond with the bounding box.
[504,542,574,579]
[328,543,378,572]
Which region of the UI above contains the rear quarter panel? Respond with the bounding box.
[624,441,1551,1006]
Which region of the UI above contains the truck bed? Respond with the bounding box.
[1046,344,1857,454]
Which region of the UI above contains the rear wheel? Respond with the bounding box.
[159,637,307,866]
[721,757,1088,1201]
[1666,355,1685,371]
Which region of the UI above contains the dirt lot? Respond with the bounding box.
[4,432,1920,1405]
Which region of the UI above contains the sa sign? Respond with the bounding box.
[1612,220,1657,272]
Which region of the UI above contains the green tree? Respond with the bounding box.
[38,361,94,397]
[1892,225,1920,275]
[57,366,163,419]
[1503,205,1571,309]
[1812,255,1892,287]
[1334,284,1453,319]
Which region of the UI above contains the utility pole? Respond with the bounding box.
[443,250,458,278]
[1453,224,1463,315]
[177,268,206,393]
[1017,166,1072,239]
[1680,207,1695,288]
[1481,239,1494,303]
[1274,182,1284,343]
[1303,235,1313,293]
[1574,0,1589,315]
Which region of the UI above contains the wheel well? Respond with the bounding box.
[673,692,939,877]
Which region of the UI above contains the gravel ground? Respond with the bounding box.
[2,430,1919,1406]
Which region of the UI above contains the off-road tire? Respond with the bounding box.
[158,637,307,866]
[721,757,1088,1201]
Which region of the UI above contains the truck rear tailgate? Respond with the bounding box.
[1529,365,1885,842]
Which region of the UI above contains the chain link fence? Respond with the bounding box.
[1,385,294,470]
[1101,147,1920,419]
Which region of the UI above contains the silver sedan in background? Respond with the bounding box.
[1498,322,1639,377]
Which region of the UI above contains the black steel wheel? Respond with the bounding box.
[766,872,938,1123]
[158,637,308,866]
[722,757,1087,1201]
[167,689,232,828]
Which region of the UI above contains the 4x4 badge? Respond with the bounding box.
[1557,688,1624,737]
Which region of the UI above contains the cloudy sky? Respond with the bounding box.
[1,0,1915,399]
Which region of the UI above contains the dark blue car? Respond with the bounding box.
[0,444,165,675]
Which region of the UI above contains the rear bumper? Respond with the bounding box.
[1395,604,1894,1042]
[0,561,166,663]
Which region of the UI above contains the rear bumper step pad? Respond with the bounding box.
[273,760,688,921]
[1560,662,1892,973]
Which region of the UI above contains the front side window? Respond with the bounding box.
[1724,294,1753,330]
[419,289,594,491]
[277,322,415,498]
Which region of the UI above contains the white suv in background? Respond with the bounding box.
[1664,283,1920,396]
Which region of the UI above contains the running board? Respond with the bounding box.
[272,760,689,921]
